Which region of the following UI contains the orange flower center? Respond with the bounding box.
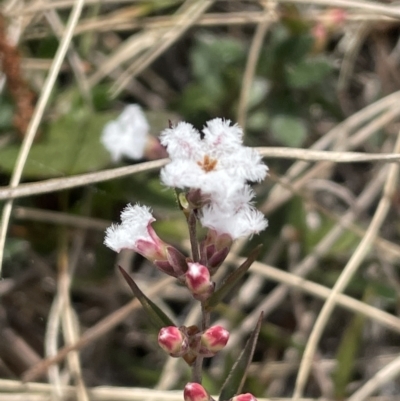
[197,155,218,172]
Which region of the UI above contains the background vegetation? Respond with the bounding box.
[1,0,400,400]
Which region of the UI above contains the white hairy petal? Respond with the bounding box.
[104,204,154,252]
[159,121,202,159]
[200,204,268,239]
[202,118,243,153]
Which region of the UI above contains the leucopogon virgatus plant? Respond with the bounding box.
[104,118,268,401]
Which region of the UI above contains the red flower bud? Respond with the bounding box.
[184,382,210,401]
[158,326,188,357]
[185,263,214,301]
[199,325,229,356]
[230,394,258,401]
[200,230,232,271]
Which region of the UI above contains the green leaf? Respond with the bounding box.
[0,100,14,130]
[270,27,313,64]
[332,287,370,398]
[219,313,263,401]
[0,109,112,178]
[280,4,311,34]
[118,266,176,330]
[270,114,307,147]
[192,34,244,80]
[205,245,262,311]
[286,57,333,89]
[246,110,269,132]
[247,78,270,110]
[0,107,177,179]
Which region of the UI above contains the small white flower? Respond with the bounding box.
[105,203,188,277]
[160,118,267,192]
[104,204,155,253]
[159,117,268,240]
[200,203,268,240]
[101,104,149,162]
[159,121,202,160]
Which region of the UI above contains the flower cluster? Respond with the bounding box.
[104,117,265,401]
[160,118,268,241]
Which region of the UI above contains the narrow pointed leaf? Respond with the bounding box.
[118,266,175,330]
[219,312,263,401]
[205,245,262,310]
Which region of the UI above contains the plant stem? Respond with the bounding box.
[188,210,200,262]
[191,303,211,383]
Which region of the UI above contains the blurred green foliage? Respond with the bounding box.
[176,22,337,147]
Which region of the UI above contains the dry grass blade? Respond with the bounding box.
[348,354,400,401]
[0,378,400,401]
[3,0,400,398]
[237,3,275,129]
[278,0,400,17]
[110,0,214,97]
[224,166,386,353]
[249,261,400,335]
[22,276,174,383]
[0,0,86,278]
[262,104,400,215]
[13,206,109,230]
[1,149,400,202]
[0,159,167,201]
[293,133,400,399]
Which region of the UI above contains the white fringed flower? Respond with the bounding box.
[160,117,268,241]
[101,104,149,162]
[104,204,156,253]
[160,118,268,191]
[105,204,188,277]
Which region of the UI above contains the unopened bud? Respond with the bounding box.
[144,135,168,160]
[323,8,347,31]
[158,326,188,357]
[230,394,258,401]
[184,382,210,401]
[199,325,229,356]
[185,263,214,301]
[200,230,232,272]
